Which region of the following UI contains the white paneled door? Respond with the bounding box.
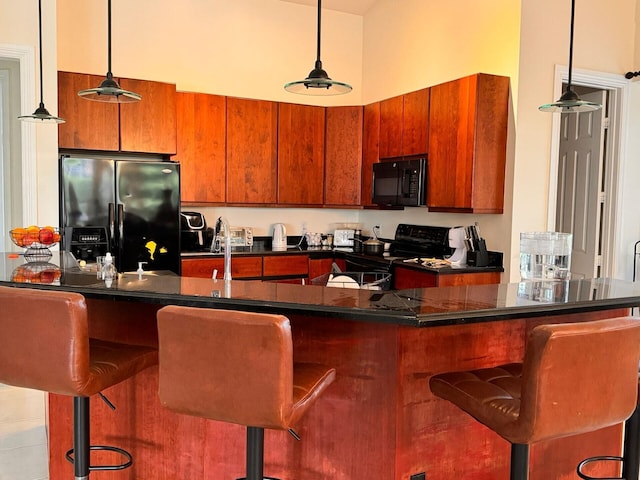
[555,90,607,279]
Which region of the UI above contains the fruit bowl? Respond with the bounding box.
[10,226,61,262]
[11,262,61,284]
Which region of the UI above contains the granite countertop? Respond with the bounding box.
[2,252,639,327]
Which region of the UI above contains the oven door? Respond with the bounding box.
[344,253,392,273]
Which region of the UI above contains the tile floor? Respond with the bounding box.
[0,383,48,480]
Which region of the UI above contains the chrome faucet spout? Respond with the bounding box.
[214,216,232,281]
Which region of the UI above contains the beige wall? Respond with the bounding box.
[0,0,59,228]
[57,0,364,106]
[4,0,635,280]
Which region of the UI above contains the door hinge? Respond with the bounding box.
[596,255,603,267]
[598,192,606,204]
[603,117,610,129]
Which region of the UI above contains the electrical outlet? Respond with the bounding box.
[301,222,307,234]
[410,473,426,480]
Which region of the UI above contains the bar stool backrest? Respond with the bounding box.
[157,306,294,430]
[516,318,640,444]
[0,285,90,396]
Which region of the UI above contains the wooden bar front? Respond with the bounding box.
[47,300,628,479]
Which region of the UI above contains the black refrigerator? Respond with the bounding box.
[59,155,181,275]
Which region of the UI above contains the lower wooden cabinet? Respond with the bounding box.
[181,257,262,279]
[393,265,501,290]
[263,255,309,279]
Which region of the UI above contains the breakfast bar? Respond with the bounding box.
[1,254,639,479]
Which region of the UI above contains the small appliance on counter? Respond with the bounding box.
[333,228,355,249]
[180,211,214,251]
[227,226,254,249]
[448,227,468,265]
[272,223,287,251]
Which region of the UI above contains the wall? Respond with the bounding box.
[55,0,640,281]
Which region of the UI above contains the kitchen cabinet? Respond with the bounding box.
[324,106,363,206]
[378,95,403,159]
[393,265,501,290]
[58,71,177,155]
[118,78,177,154]
[226,97,278,204]
[378,88,430,159]
[58,71,119,151]
[181,256,262,279]
[427,73,509,213]
[174,92,226,204]
[308,257,335,282]
[361,102,380,207]
[263,254,309,279]
[278,103,325,205]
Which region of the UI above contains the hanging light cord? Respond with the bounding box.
[107,0,113,78]
[36,0,45,107]
[314,0,322,69]
[566,0,575,92]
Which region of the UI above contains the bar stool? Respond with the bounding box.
[157,306,336,480]
[429,317,640,480]
[0,286,158,480]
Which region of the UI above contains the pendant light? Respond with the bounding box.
[18,0,64,123]
[539,0,601,113]
[284,0,352,96]
[78,0,140,102]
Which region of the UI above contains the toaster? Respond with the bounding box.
[333,228,355,247]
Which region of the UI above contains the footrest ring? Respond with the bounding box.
[65,445,133,471]
[577,455,623,480]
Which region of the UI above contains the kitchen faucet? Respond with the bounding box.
[212,216,232,280]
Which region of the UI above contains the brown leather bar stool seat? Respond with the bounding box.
[0,286,158,480]
[429,318,640,480]
[157,306,336,480]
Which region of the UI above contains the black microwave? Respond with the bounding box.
[372,157,427,206]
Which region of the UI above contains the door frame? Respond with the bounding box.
[0,44,37,227]
[547,64,630,279]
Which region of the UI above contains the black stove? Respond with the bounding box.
[389,224,453,259]
[342,224,453,273]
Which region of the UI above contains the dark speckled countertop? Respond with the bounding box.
[1,252,639,327]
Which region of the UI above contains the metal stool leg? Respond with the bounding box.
[511,443,529,480]
[623,405,640,480]
[73,397,90,480]
[238,426,279,480]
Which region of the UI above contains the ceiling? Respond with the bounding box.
[279,0,378,16]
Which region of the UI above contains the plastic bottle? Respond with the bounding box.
[101,252,117,287]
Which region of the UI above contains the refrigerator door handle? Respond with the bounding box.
[117,203,125,253]
[108,203,116,250]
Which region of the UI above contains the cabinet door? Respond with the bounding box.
[361,102,380,206]
[278,103,325,205]
[402,88,430,156]
[263,255,309,277]
[226,98,278,204]
[119,78,177,154]
[393,266,437,289]
[57,71,119,151]
[325,106,363,206]
[308,258,335,282]
[175,92,226,204]
[181,257,262,279]
[379,95,403,159]
[427,74,508,213]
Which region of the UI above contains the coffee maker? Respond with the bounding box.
[180,211,213,251]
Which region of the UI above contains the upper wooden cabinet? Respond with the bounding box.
[118,78,177,154]
[174,92,226,204]
[324,106,363,206]
[378,88,430,159]
[58,71,119,151]
[379,95,403,158]
[58,71,177,155]
[277,103,325,205]
[226,97,278,204]
[361,102,380,207]
[427,73,509,214]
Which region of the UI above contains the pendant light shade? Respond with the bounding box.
[19,0,64,123]
[539,0,601,113]
[284,0,352,96]
[78,0,141,103]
